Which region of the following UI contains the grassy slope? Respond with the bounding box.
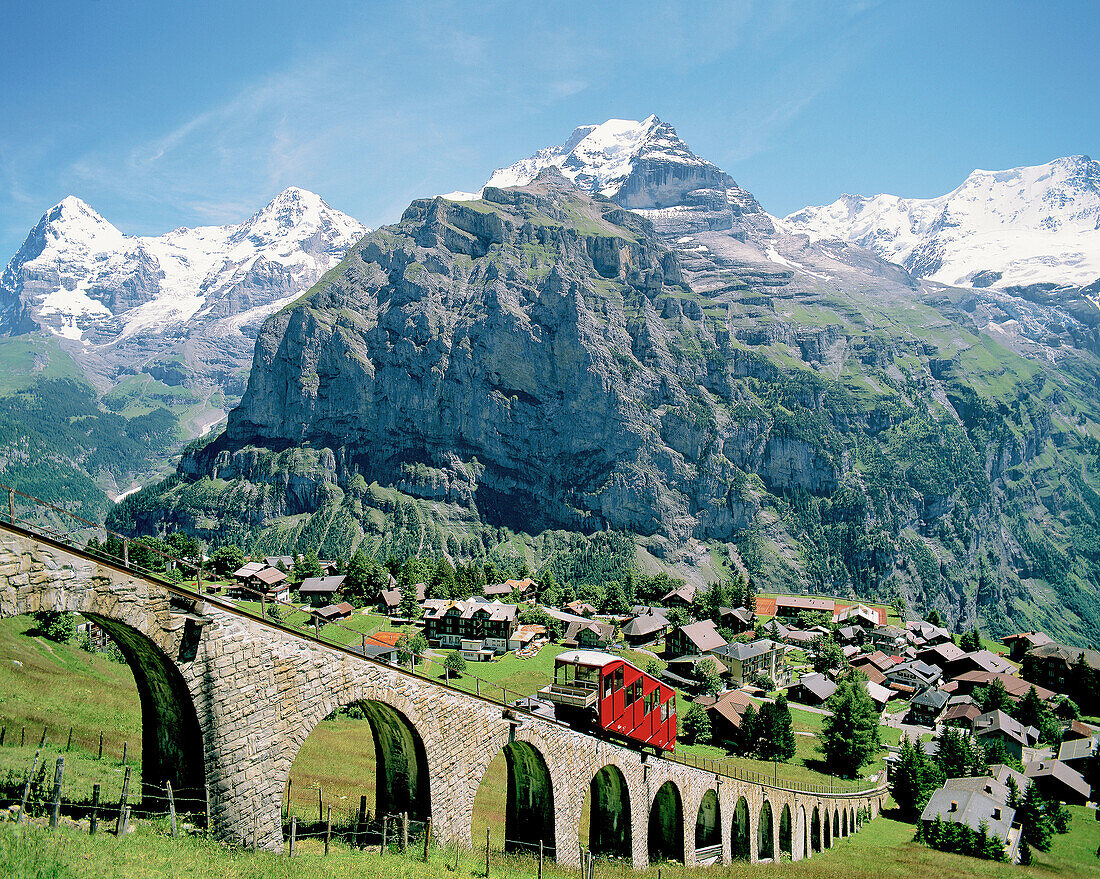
[3,805,1097,879]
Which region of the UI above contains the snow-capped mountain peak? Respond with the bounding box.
[1,188,370,345]
[783,155,1100,289]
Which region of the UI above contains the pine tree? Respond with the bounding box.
[1016,784,1054,853]
[736,703,760,757]
[771,694,796,761]
[925,609,942,627]
[822,678,882,777]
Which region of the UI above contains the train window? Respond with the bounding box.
[602,672,612,699]
[613,666,624,690]
[628,680,640,704]
[660,695,669,723]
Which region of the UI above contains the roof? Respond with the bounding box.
[555,650,621,669]
[667,654,729,675]
[943,775,1011,804]
[912,688,949,710]
[676,620,728,653]
[1002,631,1053,649]
[564,600,599,615]
[232,561,265,577]
[315,602,354,620]
[918,642,967,664]
[974,710,1029,746]
[714,638,778,661]
[1024,760,1092,800]
[423,597,517,622]
[795,673,837,701]
[623,614,667,637]
[1058,737,1099,762]
[720,607,755,625]
[905,620,953,642]
[299,575,345,593]
[564,620,614,642]
[1024,642,1100,671]
[661,582,698,604]
[1065,720,1094,740]
[251,567,287,586]
[949,670,1055,701]
[364,631,403,648]
[833,604,883,625]
[775,595,834,613]
[865,680,892,705]
[921,789,1015,841]
[889,660,942,685]
[698,690,755,727]
[852,650,898,672]
[948,649,1016,676]
[264,556,295,568]
[944,703,982,724]
[989,764,1030,793]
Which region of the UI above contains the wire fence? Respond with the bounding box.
[0,480,886,801]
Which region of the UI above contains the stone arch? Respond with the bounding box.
[823,806,832,848]
[586,764,632,859]
[473,740,555,856]
[85,613,206,813]
[757,800,774,861]
[800,805,808,860]
[842,808,848,836]
[647,780,683,864]
[810,806,821,852]
[851,806,856,832]
[286,691,431,824]
[693,788,720,860]
[731,796,751,860]
[779,803,792,859]
[833,808,840,840]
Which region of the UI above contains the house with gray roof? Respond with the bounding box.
[909,688,950,726]
[710,638,784,686]
[920,789,1018,861]
[666,619,727,658]
[622,613,668,647]
[973,710,1038,761]
[1024,759,1092,805]
[789,672,837,706]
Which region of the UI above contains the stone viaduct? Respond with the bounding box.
[0,522,886,869]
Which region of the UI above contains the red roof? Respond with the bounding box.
[364,631,403,648]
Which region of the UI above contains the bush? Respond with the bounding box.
[31,610,75,643]
[444,650,467,677]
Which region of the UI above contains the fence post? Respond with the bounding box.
[0,727,4,747]
[123,538,129,568]
[90,783,100,834]
[49,757,64,829]
[402,811,408,853]
[39,726,47,748]
[358,795,368,849]
[325,806,332,856]
[122,741,128,766]
[318,783,323,823]
[8,487,14,523]
[20,726,24,747]
[539,839,544,879]
[116,765,131,835]
[119,805,131,837]
[65,726,72,752]
[18,749,39,824]
[380,815,387,854]
[289,816,297,858]
[486,827,490,878]
[98,732,103,760]
[204,783,211,831]
[166,780,177,838]
[423,816,431,861]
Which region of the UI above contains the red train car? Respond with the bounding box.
[540,650,677,751]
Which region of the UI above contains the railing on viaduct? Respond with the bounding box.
[0,481,885,801]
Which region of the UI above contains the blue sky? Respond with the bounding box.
[1,0,1096,256]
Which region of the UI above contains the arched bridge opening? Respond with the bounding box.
[731,796,751,861]
[584,765,632,860]
[647,780,683,865]
[473,741,555,857]
[85,613,206,815]
[758,800,774,861]
[694,788,721,863]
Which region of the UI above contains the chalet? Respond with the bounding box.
[1024,759,1092,805]
[422,597,518,656]
[563,619,615,650]
[265,556,295,571]
[886,660,942,694]
[717,606,755,634]
[666,619,727,658]
[508,624,545,652]
[905,620,953,646]
[622,613,668,647]
[920,789,1018,861]
[866,625,907,652]
[1057,732,1099,770]
[695,690,755,745]
[351,631,402,665]
[711,639,784,687]
[789,672,837,706]
[313,601,354,623]
[916,641,967,671]
[1022,642,1100,694]
[851,650,898,676]
[298,575,346,607]
[564,600,598,617]
[228,565,289,603]
[379,583,427,616]
[909,688,949,726]
[773,595,834,621]
[660,582,699,609]
[1002,631,1054,662]
[943,649,1015,680]
[665,654,728,687]
[943,699,982,729]
[947,670,1055,703]
[973,710,1038,761]
[832,604,880,628]
[484,578,536,600]
[834,625,862,645]
[758,618,790,641]
[865,680,892,710]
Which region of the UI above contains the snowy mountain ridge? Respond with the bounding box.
[782,155,1100,290]
[0,187,369,342]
